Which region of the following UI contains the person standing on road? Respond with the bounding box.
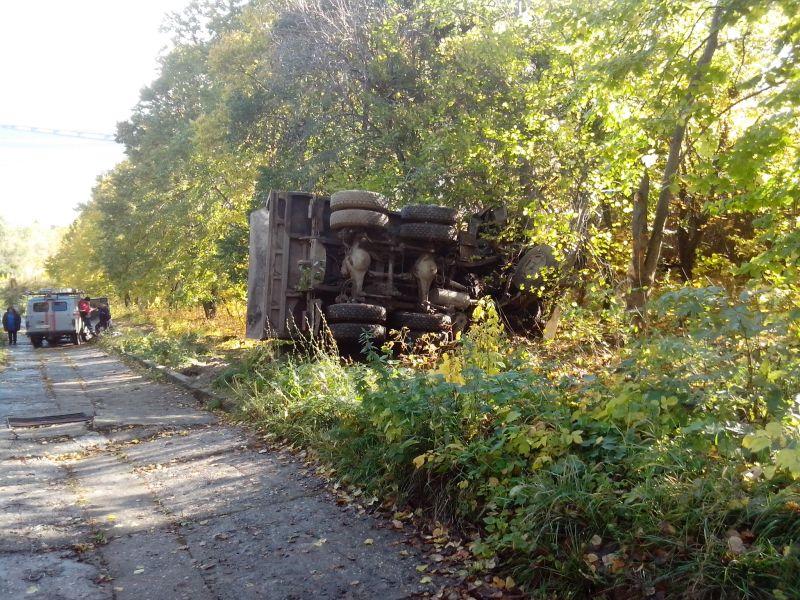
[2,306,21,345]
[78,296,93,332]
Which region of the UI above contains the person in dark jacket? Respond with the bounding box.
[96,304,111,332]
[2,306,21,345]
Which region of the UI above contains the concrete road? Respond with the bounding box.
[0,340,437,599]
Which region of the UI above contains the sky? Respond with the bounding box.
[0,0,192,228]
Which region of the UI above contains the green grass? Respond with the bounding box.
[100,327,212,368]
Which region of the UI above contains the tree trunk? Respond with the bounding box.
[627,171,650,324]
[202,300,217,320]
[675,186,708,281]
[202,284,220,320]
[626,3,724,321]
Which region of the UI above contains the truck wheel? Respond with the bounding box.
[330,209,389,230]
[326,303,387,324]
[330,190,388,212]
[399,222,456,243]
[327,323,386,343]
[31,336,42,348]
[389,311,451,332]
[400,205,457,225]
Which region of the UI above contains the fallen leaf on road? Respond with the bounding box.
[416,564,429,572]
[313,538,327,547]
[420,576,432,584]
[392,520,404,530]
[133,566,145,575]
[364,538,374,545]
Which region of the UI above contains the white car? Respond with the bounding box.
[25,291,90,347]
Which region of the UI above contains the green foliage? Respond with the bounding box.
[232,349,369,445]
[225,283,799,597]
[45,0,799,316]
[102,327,212,368]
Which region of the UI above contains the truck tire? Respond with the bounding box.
[328,322,386,343]
[330,209,389,230]
[400,204,457,225]
[31,336,42,348]
[389,311,451,332]
[399,222,456,243]
[326,303,387,324]
[330,190,388,212]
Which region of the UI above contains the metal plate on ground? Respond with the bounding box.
[6,412,94,428]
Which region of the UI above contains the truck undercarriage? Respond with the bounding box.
[246,190,556,348]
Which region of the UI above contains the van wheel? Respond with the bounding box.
[31,336,42,348]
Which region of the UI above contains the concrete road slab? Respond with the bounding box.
[0,340,448,599]
[0,553,108,600]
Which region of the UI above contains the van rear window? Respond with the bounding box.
[52,301,68,312]
[33,302,48,312]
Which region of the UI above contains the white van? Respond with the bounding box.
[25,291,86,347]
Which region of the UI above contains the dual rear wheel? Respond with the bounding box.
[325,303,451,348]
[329,191,389,232]
[325,303,387,344]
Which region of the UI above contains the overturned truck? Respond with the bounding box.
[246,190,555,346]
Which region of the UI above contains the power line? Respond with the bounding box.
[0,123,117,142]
